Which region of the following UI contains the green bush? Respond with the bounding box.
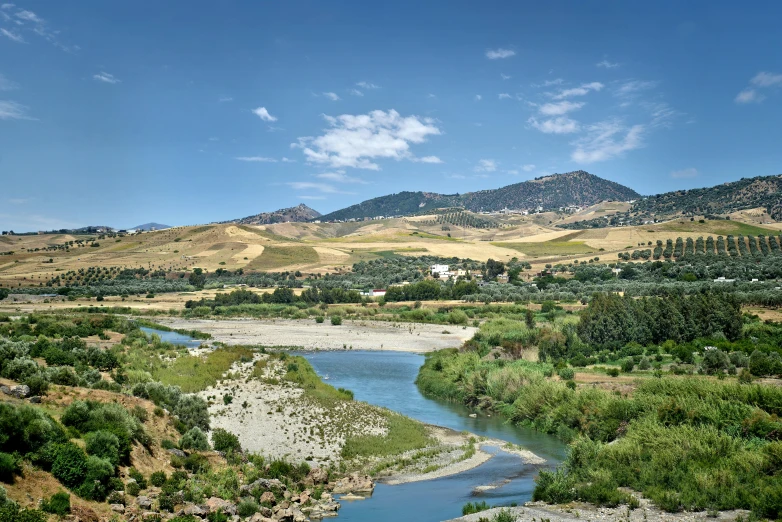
[41,492,70,515]
[51,444,87,488]
[237,498,259,518]
[462,500,490,515]
[0,503,46,522]
[74,456,114,501]
[183,454,210,474]
[125,480,141,497]
[315,316,324,324]
[84,431,120,467]
[23,373,49,397]
[211,428,241,454]
[620,358,635,373]
[558,367,575,380]
[149,471,167,487]
[179,427,209,451]
[128,468,147,490]
[330,315,342,326]
[0,453,21,482]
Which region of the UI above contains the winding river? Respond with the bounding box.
[142,327,567,521]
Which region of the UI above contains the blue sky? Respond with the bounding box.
[1,1,781,231]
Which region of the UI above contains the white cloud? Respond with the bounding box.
[501,73,511,80]
[498,93,512,100]
[1,27,24,42]
[299,195,326,200]
[235,156,277,162]
[671,168,698,179]
[281,157,296,163]
[528,116,580,134]
[597,59,620,68]
[474,94,482,101]
[486,48,515,60]
[615,80,657,97]
[413,155,443,164]
[1,4,16,10]
[15,9,42,23]
[551,82,604,99]
[475,159,497,172]
[543,78,564,86]
[356,81,379,90]
[427,93,437,99]
[538,101,584,116]
[522,164,536,172]
[252,107,277,122]
[646,101,678,128]
[323,92,340,101]
[316,172,368,184]
[349,89,364,97]
[0,74,18,91]
[735,89,762,104]
[292,109,441,170]
[286,182,354,194]
[571,119,644,163]
[218,96,233,103]
[93,72,120,84]
[750,71,782,87]
[0,100,33,120]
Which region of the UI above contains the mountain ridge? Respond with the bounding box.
[227,203,322,225]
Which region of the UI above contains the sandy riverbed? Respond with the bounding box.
[160,317,476,352]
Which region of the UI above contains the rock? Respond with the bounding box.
[240,478,286,495]
[339,494,365,501]
[331,473,374,494]
[298,491,310,505]
[206,497,237,516]
[10,385,30,399]
[28,396,41,404]
[0,386,10,396]
[259,506,273,517]
[110,504,125,514]
[249,515,275,522]
[304,467,329,486]
[141,511,160,521]
[260,491,276,505]
[283,490,292,500]
[166,448,188,458]
[272,507,295,522]
[137,496,153,510]
[183,503,206,517]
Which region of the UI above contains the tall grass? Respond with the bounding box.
[153,346,254,393]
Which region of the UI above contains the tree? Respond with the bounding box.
[485,259,505,280]
[189,268,206,290]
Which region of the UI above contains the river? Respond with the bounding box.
[140,327,567,521]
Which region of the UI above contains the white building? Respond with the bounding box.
[430,264,449,276]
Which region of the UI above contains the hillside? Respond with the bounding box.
[631,174,782,221]
[229,203,322,225]
[318,171,640,221]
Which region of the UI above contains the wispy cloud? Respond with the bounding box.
[522,164,536,172]
[538,101,584,116]
[671,168,698,179]
[0,4,16,10]
[93,72,120,84]
[596,59,620,68]
[614,80,657,97]
[413,156,443,164]
[475,159,497,172]
[349,89,364,97]
[286,181,354,194]
[0,99,33,120]
[323,92,340,101]
[735,71,782,104]
[281,157,296,163]
[498,93,512,100]
[543,78,564,87]
[1,27,24,42]
[299,195,326,200]
[8,197,30,204]
[0,73,18,91]
[551,82,604,100]
[218,96,233,103]
[292,109,441,170]
[252,107,277,122]
[474,94,482,101]
[316,172,368,184]
[356,81,380,90]
[15,8,40,23]
[235,156,277,162]
[486,48,515,60]
[528,116,580,134]
[500,73,511,80]
[571,119,644,163]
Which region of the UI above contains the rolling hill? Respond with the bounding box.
[318,171,640,221]
[228,203,322,225]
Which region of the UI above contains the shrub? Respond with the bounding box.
[41,492,70,515]
[638,357,651,370]
[51,443,87,488]
[183,454,210,474]
[125,480,141,497]
[23,373,49,396]
[149,471,167,488]
[0,503,46,522]
[0,452,21,482]
[76,456,114,501]
[558,368,575,380]
[606,368,620,377]
[128,468,147,490]
[621,359,635,373]
[179,427,209,451]
[237,499,259,518]
[211,429,241,454]
[462,500,490,515]
[84,431,120,467]
[315,316,324,324]
[330,315,342,326]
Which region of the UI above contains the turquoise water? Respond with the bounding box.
[140,326,204,348]
[299,350,567,522]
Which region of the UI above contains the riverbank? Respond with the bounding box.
[158,316,477,352]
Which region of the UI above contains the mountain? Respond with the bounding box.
[630,174,782,221]
[318,171,640,221]
[131,223,171,231]
[230,204,322,225]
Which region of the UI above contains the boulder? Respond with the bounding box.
[110,504,125,514]
[136,496,153,510]
[0,386,10,396]
[10,385,30,399]
[259,491,276,505]
[331,473,374,494]
[166,448,188,458]
[240,478,286,496]
[248,515,275,522]
[206,497,237,516]
[304,467,328,486]
[28,396,41,404]
[183,503,206,517]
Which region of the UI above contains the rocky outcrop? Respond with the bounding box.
[0,384,31,398]
[331,473,374,495]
